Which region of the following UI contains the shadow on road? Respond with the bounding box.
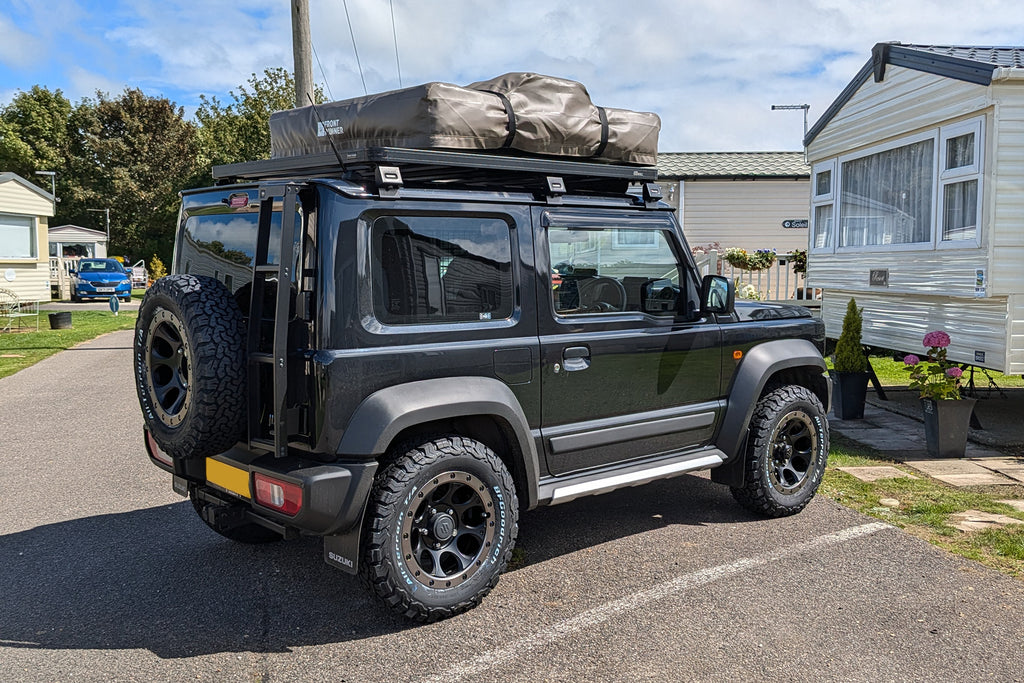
[0,474,754,658]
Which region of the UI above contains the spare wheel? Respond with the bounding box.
[134,274,247,459]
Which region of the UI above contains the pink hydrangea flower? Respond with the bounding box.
[903,354,920,366]
[922,330,951,348]
[946,367,963,378]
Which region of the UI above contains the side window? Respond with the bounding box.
[548,226,689,317]
[371,215,514,325]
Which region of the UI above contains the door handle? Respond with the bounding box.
[562,346,590,372]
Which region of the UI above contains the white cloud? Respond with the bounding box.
[0,13,43,68]
[8,0,1024,151]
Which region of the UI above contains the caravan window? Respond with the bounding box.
[839,137,933,247]
[0,213,36,259]
[814,115,984,253]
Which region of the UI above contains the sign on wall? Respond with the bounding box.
[782,219,808,229]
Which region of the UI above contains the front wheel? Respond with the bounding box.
[730,385,829,517]
[362,436,519,622]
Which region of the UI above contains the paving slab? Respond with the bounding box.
[836,466,918,482]
[972,457,1024,483]
[903,459,1017,486]
[997,499,1024,512]
[948,510,1024,532]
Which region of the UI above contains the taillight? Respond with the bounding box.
[253,474,303,516]
[146,430,173,467]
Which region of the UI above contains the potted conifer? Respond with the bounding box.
[830,298,870,419]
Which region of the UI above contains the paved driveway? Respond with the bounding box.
[2,331,1023,682]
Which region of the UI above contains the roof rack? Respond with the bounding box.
[212,146,658,195]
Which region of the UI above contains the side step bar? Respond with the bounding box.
[538,449,726,506]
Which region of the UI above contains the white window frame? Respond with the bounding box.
[937,117,984,249]
[611,228,658,249]
[810,159,836,252]
[0,212,38,261]
[813,115,987,255]
[835,129,938,254]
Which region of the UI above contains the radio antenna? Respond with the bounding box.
[306,93,346,171]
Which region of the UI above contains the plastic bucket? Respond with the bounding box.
[48,312,72,330]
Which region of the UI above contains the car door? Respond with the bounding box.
[536,208,725,476]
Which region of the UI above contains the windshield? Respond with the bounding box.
[79,259,125,273]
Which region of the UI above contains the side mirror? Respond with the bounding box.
[700,274,734,315]
[640,278,678,314]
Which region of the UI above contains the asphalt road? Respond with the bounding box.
[2,330,1023,682]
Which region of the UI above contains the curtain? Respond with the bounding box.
[840,139,934,246]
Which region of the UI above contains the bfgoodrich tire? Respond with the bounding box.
[730,385,829,518]
[362,436,519,622]
[134,274,247,459]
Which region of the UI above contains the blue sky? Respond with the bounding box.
[4,0,1024,151]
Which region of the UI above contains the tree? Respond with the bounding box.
[70,88,201,264]
[0,86,74,200]
[195,67,324,180]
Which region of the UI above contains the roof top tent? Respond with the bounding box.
[804,43,1024,374]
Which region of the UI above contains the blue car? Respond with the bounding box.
[71,258,133,302]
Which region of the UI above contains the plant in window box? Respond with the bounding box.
[789,249,810,299]
[904,330,976,458]
[830,298,869,419]
[789,249,807,274]
[723,247,777,271]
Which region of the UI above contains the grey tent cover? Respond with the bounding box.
[269,73,660,166]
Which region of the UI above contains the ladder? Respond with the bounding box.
[247,183,303,458]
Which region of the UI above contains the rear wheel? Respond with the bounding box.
[730,385,829,517]
[362,436,519,622]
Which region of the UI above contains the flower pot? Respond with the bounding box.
[920,397,977,458]
[48,311,72,330]
[829,370,868,420]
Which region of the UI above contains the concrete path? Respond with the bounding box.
[829,404,1023,487]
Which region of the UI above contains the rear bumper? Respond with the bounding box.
[144,430,377,535]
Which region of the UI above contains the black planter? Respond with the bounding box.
[48,311,72,330]
[830,370,868,420]
[921,398,977,458]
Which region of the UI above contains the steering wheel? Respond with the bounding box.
[578,276,627,312]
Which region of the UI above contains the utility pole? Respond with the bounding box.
[292,0,314,108]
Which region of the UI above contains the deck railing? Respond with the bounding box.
[692,250,819,304]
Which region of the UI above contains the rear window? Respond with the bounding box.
[371,215,514,325]
[178,198,301,294]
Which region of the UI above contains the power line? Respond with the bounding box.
[390,0,403,88]
[311,40,335,101]
[342,0,367,95]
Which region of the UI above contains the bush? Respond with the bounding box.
[834,298,868,373]
[149,254,168,281]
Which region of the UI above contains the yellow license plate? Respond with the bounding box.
[205,458,251,499]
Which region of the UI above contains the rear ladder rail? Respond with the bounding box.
[247,183,302,457]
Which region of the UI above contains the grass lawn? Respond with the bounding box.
[0,310,138,379]
[822,434,1024,578]
[868,354,1024,389]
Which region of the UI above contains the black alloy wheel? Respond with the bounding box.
[731,385,829,518]
[767,410,818,496]
[144,308,192,428]
[363,436,519,622]
[400,470,497,589]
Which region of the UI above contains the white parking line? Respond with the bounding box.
[426,521,890,682]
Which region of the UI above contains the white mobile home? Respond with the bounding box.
[0,172,54,302]
[805,43,1024,373]
[657,152,810,254]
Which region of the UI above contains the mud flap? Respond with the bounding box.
[323,504,367,575]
